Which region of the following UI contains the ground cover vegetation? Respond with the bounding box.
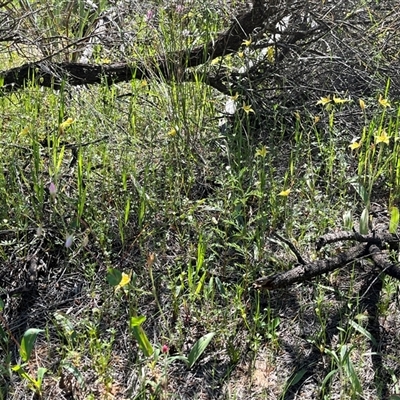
[1,0,400,399]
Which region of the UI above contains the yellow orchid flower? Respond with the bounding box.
[242,38,252,47]
[59,117,75,134]
[349,141,362,150]
[167,127,177,136]
[332,95,349,104]
[255,145,268,158]
[278,189,291,197]
[115,272,131,292]
[378,95,390,108]
[316,96,331,106]
[375,130,390,144]
[242,103,254,114]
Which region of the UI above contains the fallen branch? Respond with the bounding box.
[0,0,276,92]
[253,243,368,290]
[254,229,400,290]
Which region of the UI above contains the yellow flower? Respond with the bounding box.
[115,272,131,292]
[59,117,75,134]
[242,38,252,47]
[378,94,390,108]
[238,51,244,58]
[19,126,30,136]
[375,130,390,144]
[242,103,254,114]
[230,92,239,101]
[313,116,320,124]
[359,99,366,110]
[349,141,361,150]
[278,189,291,197]
[316,96,331,106]
[332,95,349,104]
[167,127,177,136]
[255,145,268,158]
[141,80,148,87]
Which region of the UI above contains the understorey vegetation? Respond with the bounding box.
[1,1,400,399]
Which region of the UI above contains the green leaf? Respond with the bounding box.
[61,361,85,388]
[350,180,369,205]
[187,332,215,368]
[196,233,206,274]
[349,320,377,346]
[359,207,369,234]
[344,358,362,394]
[130,315,146,327]
[12,364,36,385]
[389,206,399,234]
[20,328,44,363]
[195,271,207,296]
[284,367,307,391]
[106,268,122,286]
[269,316,280,330]
[165,355,189,366]
[0,297,4,311]
[130,316,153,357]
[343,209,353,230]
[36,367,47,388]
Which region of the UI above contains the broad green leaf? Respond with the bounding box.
[321,368,338,387]
[285,367,307,390]
[36,367,47,388]
[350,180,369,205]
[195,271,207,296]
[349,320,377,346]
[343,209,353,230]
[344,358,362,394]
[12,364,36,385]
[20,328,44,362]
[130,315,146,327]
[269,316,280,330]
[359,207,369,234]
[61,361,85,388]
[165,355,189,366]
[389,206,399,234]
[106,268,122,287]
[187,332,215,368]
[130,316,153,357]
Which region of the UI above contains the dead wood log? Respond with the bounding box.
[253,243,368,290]
[0,0,279,92]
[369,244,400,280]
[254,230,400,290]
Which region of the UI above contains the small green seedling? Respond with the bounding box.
[164,332,216,369]
[130,315,154,357]
[12,328,47,396]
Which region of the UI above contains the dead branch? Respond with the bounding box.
[253,243,368,290]
[0,1,279,92]
[254,229,400,290]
